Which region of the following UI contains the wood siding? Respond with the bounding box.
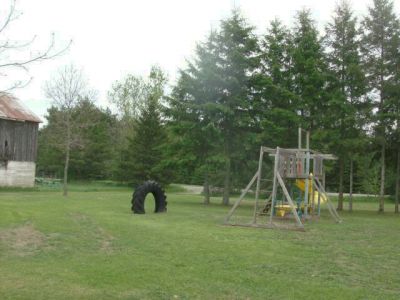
[0,119,39,162]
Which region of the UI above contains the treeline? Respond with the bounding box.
[38,0,400,212]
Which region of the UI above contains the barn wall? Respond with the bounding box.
[0,119,39,162]
[0,161,36,187]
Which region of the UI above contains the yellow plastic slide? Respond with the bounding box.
[295,179,326,204]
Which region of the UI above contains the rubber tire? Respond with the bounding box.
[131,181,167,214]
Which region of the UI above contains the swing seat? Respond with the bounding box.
[276,209,286,217]
[274,204,293,217]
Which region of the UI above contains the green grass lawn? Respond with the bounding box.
[0,185,399,300]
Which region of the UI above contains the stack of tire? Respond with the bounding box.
[131,181,167,214]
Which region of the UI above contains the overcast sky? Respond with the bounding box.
[3,0,399,121]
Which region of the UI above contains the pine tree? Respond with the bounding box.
[121,67,169,185]
[69,99,116,180]
[37,107,65,178]
[291,9,327,131]
[361,0,400,212]
[324,0,367,211]
[258,19,298,147]
[168,10,259,205]
[37,100,117,180]
[216,10,260,205]
[386,22,400,213]
[166,73,222,204]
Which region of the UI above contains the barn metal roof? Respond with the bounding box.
[0,93,42,123]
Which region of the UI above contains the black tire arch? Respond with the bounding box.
[131,181,167,214]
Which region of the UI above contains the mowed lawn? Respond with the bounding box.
[0,186,399,300]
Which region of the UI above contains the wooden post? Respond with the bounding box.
[277,173,304,229]
[304,150,310,218]
[298,127,302,149]
[317,164,322,216]
[269,147,280,225]
[252,147,264,224]
[224,171,259,223]
[314,178,342,223]
[317,188,321,217]
[337,158,344,211]
[311,174,315,216]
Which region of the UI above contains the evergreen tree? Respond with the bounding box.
[37,100,116,181]
[121,67,169,185]
[258,19,298,147]
[69,99,116,180]
[291,9,328,132]
[166,73,222,204]
[215,11,260,205]
[386,24,400,213]
[169,10,259,205]
[324,0,367,210]
[108,72,149,177]
[37,107,65,178]
[361,0,400,212]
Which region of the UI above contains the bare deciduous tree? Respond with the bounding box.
[44,64,89,196]
[0,0,71,91]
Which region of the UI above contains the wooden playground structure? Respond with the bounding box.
[224,128,342,231]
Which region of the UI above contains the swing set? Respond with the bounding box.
[224,128,341,231]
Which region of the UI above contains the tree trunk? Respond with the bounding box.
[349,159,353,213]
[203,171,210,205]
[378,50,385,212]
[63,145,70,197]
[222,157,231,205]
[395,149,400,213]
[337,158,344,211]
[63,117,71,197]
[379,142,385,212]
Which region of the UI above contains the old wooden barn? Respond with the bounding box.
[0,93,41,187]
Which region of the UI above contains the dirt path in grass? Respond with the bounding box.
[176,184,203,194]
[177,184,386,198]
[70,212,115,253]
[0,223,46,256]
